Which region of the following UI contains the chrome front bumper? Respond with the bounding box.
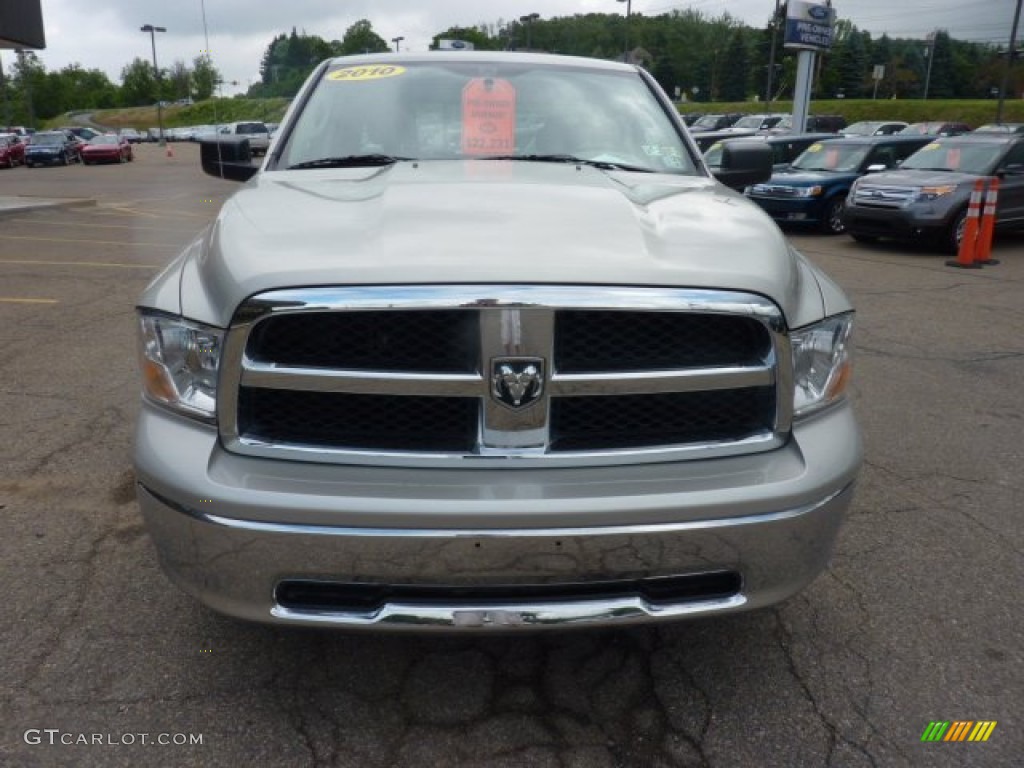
[135,401,861,631]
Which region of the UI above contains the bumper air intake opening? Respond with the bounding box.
[274,571,743,613]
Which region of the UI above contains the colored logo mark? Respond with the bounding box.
[921,721,997,742]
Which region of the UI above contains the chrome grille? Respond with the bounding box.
[219,286,792,468]
[852,185,918,208]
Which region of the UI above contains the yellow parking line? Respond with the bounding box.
[0,234,179,248]
[0,297,58,304]
[0,259,158,269]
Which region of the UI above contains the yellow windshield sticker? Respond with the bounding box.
[922,142,940,150]
[327,65,406,82]
[806,143,823,152]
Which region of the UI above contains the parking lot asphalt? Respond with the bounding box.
[0,142,1020,767]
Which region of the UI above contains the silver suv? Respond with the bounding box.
[135,53,861,631]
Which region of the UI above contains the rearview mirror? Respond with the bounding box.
[200,136,258,182]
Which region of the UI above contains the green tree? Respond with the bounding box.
[719,28,750,101]
[338,19,390,55]
[120,57,157,107]
[191,54,219,101]
[167,59,191,100]
[11,50,46,125]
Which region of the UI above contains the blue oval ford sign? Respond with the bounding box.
[808,5,830,20]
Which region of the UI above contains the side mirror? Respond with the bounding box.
[710,141,773,190]
[866,164,887,173]
[200,136,258,182]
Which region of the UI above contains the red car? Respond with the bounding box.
[0,134,26,167]
[81,134,133,164]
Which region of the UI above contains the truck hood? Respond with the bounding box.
[855,169,981,187]
[178,161,820,327]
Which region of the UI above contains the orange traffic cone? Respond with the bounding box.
[974,177,1000,266]
[946,179,984,269]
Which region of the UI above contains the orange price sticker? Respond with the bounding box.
[945,148,961,170]
[461,78,516,156]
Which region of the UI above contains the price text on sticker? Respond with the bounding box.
[462,78,517,155]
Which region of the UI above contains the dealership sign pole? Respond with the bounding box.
[784,1,836,133]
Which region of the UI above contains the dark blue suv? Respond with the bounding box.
[745,135,931,233]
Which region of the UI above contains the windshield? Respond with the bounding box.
[33,133,64,146]
[732,116,764,130]
[899,141,1004,174]
[791,142,868,172]
[692,115,724,129]
[843,122,879,136]
[89,136,119,145]
[237,122,268,135]
[279,60,696,174]
[900,123,938,135]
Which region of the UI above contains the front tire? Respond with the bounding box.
[945,210,967,255]
[820,195,847,235]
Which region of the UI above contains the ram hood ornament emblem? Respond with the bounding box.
[491,358,545,409]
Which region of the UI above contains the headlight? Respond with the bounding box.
[791,313,854,417]
[793,185,823,197]
[917,184,957,201]
[137,311,224,420]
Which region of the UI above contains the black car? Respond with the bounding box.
[899,121,971,137]
[844,134,1024,252]
[704,133,842,173]
[687,112,745,133]
[690,128,757,152]
[24,131,81,167]
[771,114,847,134]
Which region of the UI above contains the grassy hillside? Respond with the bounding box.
[50,98,292,131]
[678,99,1024,126]
[52,96,1024,133]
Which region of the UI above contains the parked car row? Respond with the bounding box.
[139,121,271,154]
[0,129,135,168]
[703,123,1024,252]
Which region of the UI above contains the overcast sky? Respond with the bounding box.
[9,0,1020,96]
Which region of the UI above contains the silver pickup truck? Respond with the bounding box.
[134,53,861,631]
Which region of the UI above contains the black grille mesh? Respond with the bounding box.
[556,311,770,372]
[246,310,479,372]
[550,388,775,451]
[238,388,477,452]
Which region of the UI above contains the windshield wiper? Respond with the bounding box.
[286,154,413,170]
[482,154,656,173]
[905,167,953,172]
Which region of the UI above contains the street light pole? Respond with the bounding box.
[922,31,936,100]
[391,36,404,52]
[765,0,781,103]
[997,0,1023,123]
[141,24,167,146]
[617,0,632,60]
